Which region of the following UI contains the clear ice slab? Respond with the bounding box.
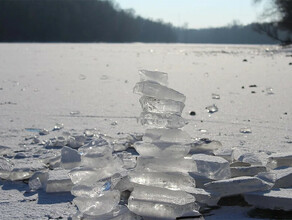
[73,190,120,216]
[133,81,186,103]
[61,146,81,169]
[266,152,292,169]
[143,128,191,144]
[0,157,13,179]
[140,112,188,129]
[191,154,231,180]
[129,171,196,193]
[230,165,267,178]
[189,139,222,155]
[46,169,73,193]
[128,185,199,219]
[244,188,292,211]
[139,69,168,86]
[129,185,196,205]
[204,176,272,197]
[270,167,292,188]
[136,157,197,173]
[139,96,185,115]
[133,141,190,158]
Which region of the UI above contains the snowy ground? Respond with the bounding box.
[0,43,291,219]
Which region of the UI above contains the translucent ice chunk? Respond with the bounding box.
[192,154,231,180]
[0,157,13,179]
[212,93,220,99]
[67,135,87,149]
[71,183,107,198]
[128,186,199,219]
[129,171,196,193]
[61,146,81,169]
[73,190,120,216]
[189,138,222,155]
[128,199,200,219]
[82,205,142,220]
[140,112,188,129]
[29,177,42,191]
[130,185,196,205]
[46,169,73,193]
[244,188,292,211]
[239,127,252,134]
[115,152,137,169]
[69,165,124,186]
[232,151,263,165]
[29,171,49,191]
[133,141,190,158]
[231,165,267,178]
[78,138,110,156]
[9,168,33,181]
[133,81,186,103]
[136,157,197,173]
[271,167,292,188]
[139,69,168,86]
[205,104,218,113]
[52,123,64,131]
[139,96,185,115]
[266,152,292,169]
[143,128,191,144]
[204,176,272,197]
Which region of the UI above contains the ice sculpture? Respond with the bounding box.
[130,70,200,219]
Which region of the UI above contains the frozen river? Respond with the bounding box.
[0,43,291,219]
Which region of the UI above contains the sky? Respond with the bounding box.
[114,0,268,29]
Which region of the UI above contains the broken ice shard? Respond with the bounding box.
[143,128,191,143]
[46,169,73,193]
[133,141,190,158]
[271,167,292,188]
[29,171,49,191]
[231,165,267,178]
[140,112,188,129]
[73,190,120,216]
[189,138,222,155]
[61,146,81,169]
[0,157,13,179]
[191,154,231,180]
[139,69,168,86]
[204,176,272,197]
[133,81,186,103]
[129,171,196,193]
[205,104,218,113]
[212,93,220,99]
[266,152,292,169]
[244,188,292,211]
[139,96,185,115]
[239,127,252,134]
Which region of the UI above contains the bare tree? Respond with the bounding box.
[254,0,292,45]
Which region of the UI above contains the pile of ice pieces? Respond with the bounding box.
[130,70,201,219]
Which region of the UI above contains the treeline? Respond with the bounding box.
[0,0,176,42]
[177,24,286,44]
[0,0,287,44]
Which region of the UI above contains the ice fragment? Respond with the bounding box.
[133,81,186,103]
[139,69,168,86]
[139,96,185,115]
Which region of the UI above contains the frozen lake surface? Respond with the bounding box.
[0,43,291,219]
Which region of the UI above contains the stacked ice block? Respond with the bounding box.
[129,70,200,219]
